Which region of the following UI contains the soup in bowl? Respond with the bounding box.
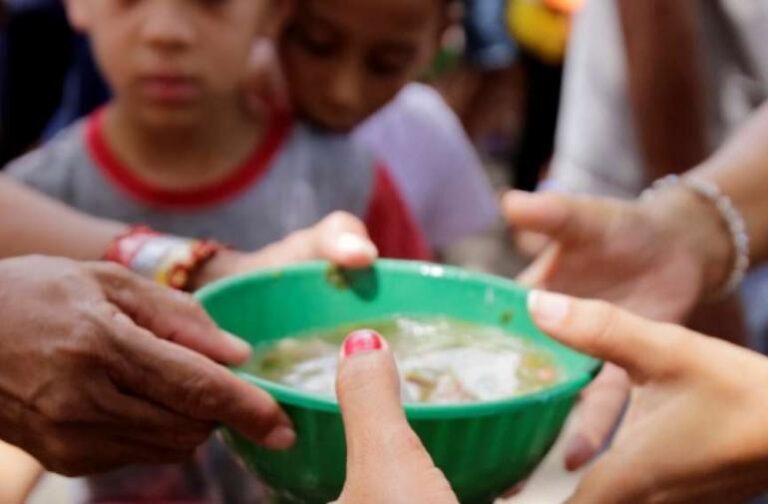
[196,260,600,503]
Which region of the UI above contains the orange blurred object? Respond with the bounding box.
[545,0,584,15]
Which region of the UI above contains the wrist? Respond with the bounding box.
[188,249,246,290]
[639,185,733,300]
[103,226,225,291]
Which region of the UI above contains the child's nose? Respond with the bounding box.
[328,63,363,112]
[140,4,196,50]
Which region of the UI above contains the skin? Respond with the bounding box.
[280,0,442,132]
[618,0,710,182]
[618,0,746,343]
[0,176,126,262]
[333,340,458,504]
[533,292,768,504]
[0,256,290,476]
[0,442,41,504]
[503,186,732,470]
[329,293,768,503]
[0,175,378,286]
[499,100,768,496]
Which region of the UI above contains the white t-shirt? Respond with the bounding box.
[548,0,768,198]
[355,83,499,250]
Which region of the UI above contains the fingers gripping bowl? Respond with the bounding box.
[196,260,601,503]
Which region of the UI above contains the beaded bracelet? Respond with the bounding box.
[103,226,224,291]
[641,175,750,298]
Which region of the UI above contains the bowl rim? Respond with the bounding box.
[196,259,602,420]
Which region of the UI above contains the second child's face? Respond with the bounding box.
[69,0,277,126]
[281,0,441,132]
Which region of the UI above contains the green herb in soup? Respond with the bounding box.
[242,316,561,404]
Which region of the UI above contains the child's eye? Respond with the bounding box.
[367,57,410,77]
[289,25,338,58]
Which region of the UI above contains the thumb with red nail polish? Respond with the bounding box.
[334,330,458,504]
[341,329,386,357]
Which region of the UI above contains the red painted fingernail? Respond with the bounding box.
[341,329,386,357]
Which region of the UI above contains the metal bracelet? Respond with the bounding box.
[641,175,750,298]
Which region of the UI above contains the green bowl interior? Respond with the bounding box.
[196,260,601,418]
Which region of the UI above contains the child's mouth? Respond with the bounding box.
[139,75,201,105]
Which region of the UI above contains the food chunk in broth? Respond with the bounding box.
[243,316,560,404]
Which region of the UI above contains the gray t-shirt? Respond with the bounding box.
[7,113,375,251]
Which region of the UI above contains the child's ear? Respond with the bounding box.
[421,0,454,65]
[260,0,295,40]
[436,0,459,48]
[65,0,92,32]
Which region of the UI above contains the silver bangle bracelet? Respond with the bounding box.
[641,175,750,298]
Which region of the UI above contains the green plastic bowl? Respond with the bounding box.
[196,260,600,504]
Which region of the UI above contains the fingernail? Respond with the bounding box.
[336,233,378,259]
[222,330,252,355]
[341,329,387,358]
[564,434,594,471]
[528,290,571,327]
[262,425,296,450]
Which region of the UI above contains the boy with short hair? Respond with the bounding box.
[9,0,429,261]
[6,0,428,500]
[280,0,499,255]
[7,0,496,500]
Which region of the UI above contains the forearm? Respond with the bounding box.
[0,175,125,260]
[690,101,768,265]
[618,0,709,180]
[642,101,768,298]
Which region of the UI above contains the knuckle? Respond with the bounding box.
[40,395,83,424]
[64,312,113,366]
[326,211,363,232]
[171,289,201,312]
[88,261,130,286]
[181,299,211,325]
[179,375,223,416]
[250,394,282,428]
[384,426,426,462]
[324,210,352,226]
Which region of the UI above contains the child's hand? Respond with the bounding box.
[530,291,768,503]
[193,212,378,288]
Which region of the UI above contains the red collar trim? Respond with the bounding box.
[85,108,292,209]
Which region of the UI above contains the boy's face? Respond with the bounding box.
[281,0,441,132]
[68,0,282,126]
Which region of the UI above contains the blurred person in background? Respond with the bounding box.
[531,0,768,476]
